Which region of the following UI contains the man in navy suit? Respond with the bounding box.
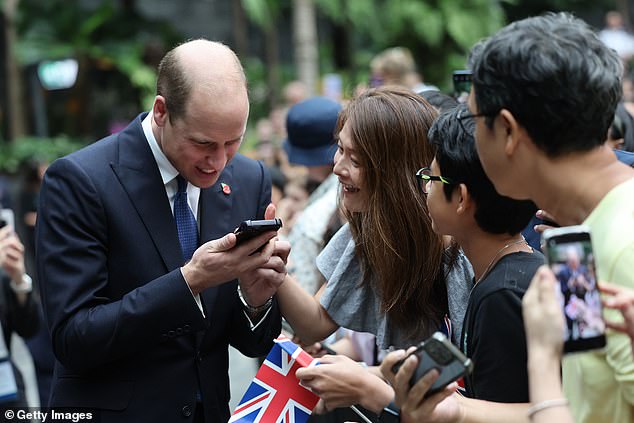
[36,40,288,422]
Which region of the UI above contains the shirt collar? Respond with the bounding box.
[142,112,179,186]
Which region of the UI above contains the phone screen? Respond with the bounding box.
[545,230,606,353]
[452,70,472,103]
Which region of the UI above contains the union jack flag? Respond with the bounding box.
[229,336,320,423]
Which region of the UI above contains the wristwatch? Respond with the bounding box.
[237,283,272,314]
[378,401,400,423]
[10,274,33,294]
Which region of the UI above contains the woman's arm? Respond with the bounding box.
[277,274,339,343]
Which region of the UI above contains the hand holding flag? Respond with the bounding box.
[230,336,320,423]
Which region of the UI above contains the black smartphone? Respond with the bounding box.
[233,218,283,245]
[452,70,472,103]
[542,225,606,353]
[392,332,473,397]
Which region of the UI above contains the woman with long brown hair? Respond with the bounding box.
[278,86,471,353]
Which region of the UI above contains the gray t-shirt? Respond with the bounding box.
[317,224,472,349]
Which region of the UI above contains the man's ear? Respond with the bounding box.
[498,109,523,157]
[455,184,473,215]
[152,95,168,127]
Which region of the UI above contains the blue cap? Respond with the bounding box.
[283,96,342,166]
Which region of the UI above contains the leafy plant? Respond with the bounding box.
[0,136,88,173]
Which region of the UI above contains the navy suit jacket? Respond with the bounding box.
[36,114,281,422]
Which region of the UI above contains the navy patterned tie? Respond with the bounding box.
[174,175,199,262]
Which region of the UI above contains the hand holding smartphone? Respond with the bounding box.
[0,208,15,230]
[233,219,283,243]
[233,218,283,252]
[391,332,473,397]
[542,225,606,353]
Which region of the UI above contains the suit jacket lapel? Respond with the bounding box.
[198,162,235,317]
[111,114,183,272]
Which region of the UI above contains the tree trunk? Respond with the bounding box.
[232,0,249,57]
[3,0,26,141]
[292,0,318,96]
[264,25,280,109]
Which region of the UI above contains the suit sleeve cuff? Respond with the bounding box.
[180,268,205,318]
[243,307,273,331]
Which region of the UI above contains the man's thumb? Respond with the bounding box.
[207,233,236,252]
[264,203,276,220]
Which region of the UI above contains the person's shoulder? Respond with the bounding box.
[316,224,353,269]
[477,251,544,295]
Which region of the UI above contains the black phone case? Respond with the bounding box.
[392,333,473,397]
[233,219,282,244]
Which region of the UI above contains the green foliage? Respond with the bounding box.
[382,1,444,47]
[242,0,274,30]
[0,136,88,173]
[15,0,179,111]
[312,0,507,92]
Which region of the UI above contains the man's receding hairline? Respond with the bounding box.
[172,39,246,86]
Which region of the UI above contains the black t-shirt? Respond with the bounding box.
[461,250,544,403]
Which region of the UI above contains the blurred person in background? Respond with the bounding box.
[361,46,438,93]
[283,96,343,296]
[599,10,634,62]
[283,80,309,106]
[0,225,39,408]
[276,176,309,237]
[15,159,56,408]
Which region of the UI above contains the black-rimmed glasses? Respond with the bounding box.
[415,167,456,194]
[456,108,492,134]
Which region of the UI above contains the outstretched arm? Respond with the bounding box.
[277,275,338,344]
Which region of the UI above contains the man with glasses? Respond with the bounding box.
[383,12,634,423]
[467,13,634,423]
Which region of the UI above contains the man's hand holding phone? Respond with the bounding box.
[236,204,290,310]
[181,203,286,299]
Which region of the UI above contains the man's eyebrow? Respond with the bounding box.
[191,135,244,144]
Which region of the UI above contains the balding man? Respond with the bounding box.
[36,39,287,423]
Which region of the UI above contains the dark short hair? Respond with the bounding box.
[418,90,458,114]
[472,12,622,157]
[156,44,190,123]
[428,105,537,235]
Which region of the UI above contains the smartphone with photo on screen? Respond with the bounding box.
[542,225,606,353]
